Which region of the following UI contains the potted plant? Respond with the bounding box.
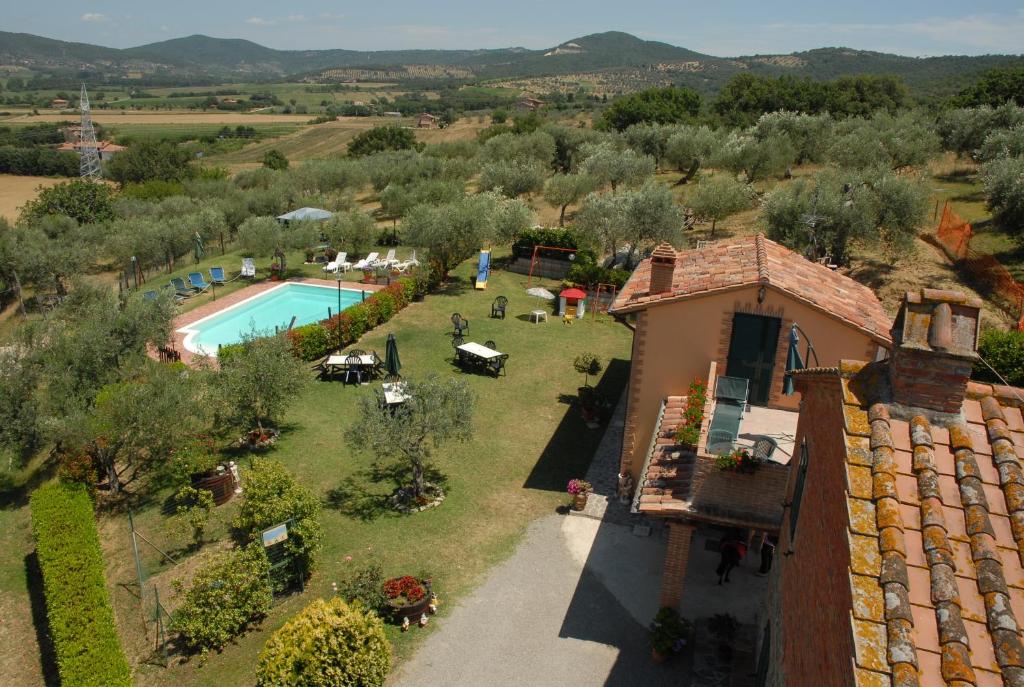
[382,575,433,621]
[715,448,759,473]
[649,607,691,662]
[269,262,284,281]
[567,478,592,511]
[674,378,707,450]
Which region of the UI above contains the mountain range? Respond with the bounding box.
[2,30,1022,95]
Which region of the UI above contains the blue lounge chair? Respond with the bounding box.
[209,266,227,284]
[188,272,210,290]
[142,290,157,301]
[170,277,194,297]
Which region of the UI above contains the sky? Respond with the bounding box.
[5,1,1024,56]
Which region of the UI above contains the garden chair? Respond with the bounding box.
[395,250,419,273]
[452,335,467,364]
[170,277,195,297]
[344,354,364,385]
[353,252,379,270]
[241,257,256,278]
[162,284,186,303]
[188,272,211,291]
[491,296,508,319]
[752,436,779,462]
[375,249,398,268]
[209,266,228,284]
[451,313,469,337]
[488,354,509,377]
[484,340,497,351]
[142,290,157,301]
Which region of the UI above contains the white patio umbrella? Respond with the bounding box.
[526,286,555,301]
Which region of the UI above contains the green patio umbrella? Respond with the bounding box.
[783,325,804,395]
[192,232,205,263]
[384,333,401,378]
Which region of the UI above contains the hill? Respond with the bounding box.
[2,29,1022,96]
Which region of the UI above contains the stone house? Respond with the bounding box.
[416,113,439,128]
[762,289,1024,687]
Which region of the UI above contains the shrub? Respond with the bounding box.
[170,545,272,653]
[337,561,387,613]
[512,226,579,258]
[975,328,1024,386]
[233,458,323,578]
[30,483,131,686]
[217,342,245,364]
[256,597,391,687]
[287,323,332,361]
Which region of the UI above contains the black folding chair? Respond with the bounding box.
[491,296,508,319]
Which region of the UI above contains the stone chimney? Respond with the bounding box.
[888,289,981,414]
[648,243,677,295]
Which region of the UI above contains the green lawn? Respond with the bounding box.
[98,259,631,686]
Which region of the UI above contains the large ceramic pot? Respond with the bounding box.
[191,469,235,506]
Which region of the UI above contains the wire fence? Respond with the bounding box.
[924,201,1024,330]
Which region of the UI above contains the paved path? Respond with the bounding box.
[392,515,690,687]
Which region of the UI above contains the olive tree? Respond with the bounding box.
[345,375,473,499]
[982,156,1024,233]
[478,158,547,198]
[752,111,833,164]
[543,173,598,225]
[688,176,755,237]
[827,112,940,171]
[237,216,319,274]
[664,125,721,184]
[574,192,628,258]
[623,123,674,169]
[714,132,796,182]
[579,142,655,191]
[217,333,308,433]
[322,210,377,258]
[977,125,1024,162]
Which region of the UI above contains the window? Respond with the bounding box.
[787,439,809,549]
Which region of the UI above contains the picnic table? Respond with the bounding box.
[455,342,508,377]
[324,353,380,381]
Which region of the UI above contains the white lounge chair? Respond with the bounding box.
[353,252,380,270]
[241,257,256,278]
[375,249,398,268]
[323,252,351,273]
[395,250,420,272]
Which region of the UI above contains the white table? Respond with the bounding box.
[382,381,410,406]
[530,310,549,323]
[457,342,502,360]
[325,354,378,381]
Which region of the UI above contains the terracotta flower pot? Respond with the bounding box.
[571,493,588,511]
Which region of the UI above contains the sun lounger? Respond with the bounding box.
[323,252,351,274]
[188,272,211,290]
[209,266,228,284]
[353,252,380,270]
[375,249,398,268]
[143,290,157,301]
[170,277,195,297]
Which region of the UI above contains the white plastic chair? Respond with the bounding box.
[323,252,350,273]
[375,249,397,268]
[353,252,379,270]
[241,257,256,278]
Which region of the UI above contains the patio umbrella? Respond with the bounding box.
[384,333,401,378]
[526,286,555,301]
[192,232,205,263]
[783,325,804,395]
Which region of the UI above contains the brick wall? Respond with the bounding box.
[660,522,695,607]
[889,349,974,414]
[776,376,857,687]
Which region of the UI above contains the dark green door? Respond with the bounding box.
[725,313,781,406]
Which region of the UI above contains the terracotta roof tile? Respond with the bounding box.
[609,234,892,343]
[832,358,1024,687]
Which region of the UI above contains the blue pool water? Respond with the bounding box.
[180,283,367,355]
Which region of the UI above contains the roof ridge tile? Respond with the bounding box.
[755,233,770,284]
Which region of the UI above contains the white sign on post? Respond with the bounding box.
[261,523,289,548]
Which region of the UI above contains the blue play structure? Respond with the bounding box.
[475,249,491,289]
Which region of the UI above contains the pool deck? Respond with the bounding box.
[165,277,385,365]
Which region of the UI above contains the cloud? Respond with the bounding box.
[286,15,306,23]
[244,17,276,26]
[80,13,108,23]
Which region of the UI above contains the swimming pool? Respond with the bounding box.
[178,282,368,356]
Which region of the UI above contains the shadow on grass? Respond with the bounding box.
[0,454,58,511]
[325,462,447,522]
[25,552,60,687]
[433,277,471,298]
[522,358,630,493]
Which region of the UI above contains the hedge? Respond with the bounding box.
[286,278,417,362]
[974,328,1024,386]
[512,227,580,259]
[30,482,132,687]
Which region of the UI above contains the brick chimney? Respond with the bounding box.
[888,289,981,414]
[648,243,677,295]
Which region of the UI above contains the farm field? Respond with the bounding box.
[0,174,64,222]
[3,112,315,124]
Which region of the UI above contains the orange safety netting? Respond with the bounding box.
[935,201,974,260]
[930,202,1024,329]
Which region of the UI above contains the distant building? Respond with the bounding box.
[517,96,545,111]
[57,140,126,161]
[59,125,83,142]
[51,98,69,109]
[220,98,239,105]
[383,111,403,118]
[416,112,439,129]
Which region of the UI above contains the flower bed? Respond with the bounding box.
[388,482,445,514]
[674,378,708,448]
